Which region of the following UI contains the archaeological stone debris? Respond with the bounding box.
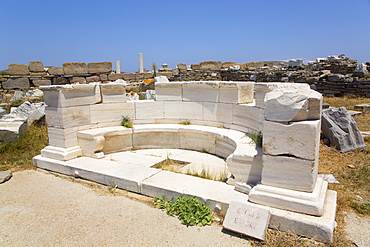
[31,79,337,242]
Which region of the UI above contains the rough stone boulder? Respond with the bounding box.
[62,62,88,76]
[2,78,30,90]
[87,62,112,74]
[8,63,30,75]
[321,107,366,152]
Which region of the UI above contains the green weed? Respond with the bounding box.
[121,115,133,128]
[153,195,214,226]
[181,120,191,125]
[245,131,263,148]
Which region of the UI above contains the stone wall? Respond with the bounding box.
[0,61,173,90]
[1,54,369,97]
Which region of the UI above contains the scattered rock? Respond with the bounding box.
[348,165,357,169]
[321,107,366,153]
[0,170,12,183]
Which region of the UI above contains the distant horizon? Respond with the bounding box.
[1,0,369,73]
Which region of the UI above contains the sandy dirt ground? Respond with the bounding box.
[0,170,250,247]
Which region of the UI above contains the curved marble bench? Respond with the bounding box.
[77,124,263,185]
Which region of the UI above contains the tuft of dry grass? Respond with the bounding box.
[0,124,48,172]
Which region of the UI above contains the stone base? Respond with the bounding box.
[248,178,328,216]
[40,145,82,161]
[32,154,337,242]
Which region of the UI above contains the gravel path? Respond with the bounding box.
[0,170,249,247]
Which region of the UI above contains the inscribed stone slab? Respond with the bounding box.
[223,201,270,240]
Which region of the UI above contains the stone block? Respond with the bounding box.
[135,100,164,119]
[90,102,134,125]
[261,155,318,192]
[0,121,28,142]
[47,66,64,75]
[87,62,112,74]
[263,120,320,160]
[100,83,127,103]
[86,76,100,82]
[70,77,87,84]
[132,131,180,149]
[45,105,91,128]
[203,102,233,124]
[215,137,237,159]
[249,177,327,216]
[108,73,123,81]
[191,64,201,70]
[122,73,136,80]
[254,83,310,108]
[154,76,169,83]
[40,145,82,161]
[179,131,216,154]
[264,86,322,122]
[103,134,133,154]
[62,62,88,76]
[223,201,271,241]
[164,101,203,120]
[219,81,254,104]
[177,63,187,71]
[200,61,222,70]
[2,78,30,90]
[48,127,78,148]
[155,82,183,101]
[8,63,29,75]
[99,74,108,81]
[232,104,263,132]
[183,81,219,102]
[41,84,101,108]
[52,77,69,85]
[32,79,51,87]
[28,61,44,72]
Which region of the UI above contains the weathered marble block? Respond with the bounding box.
[261,155,318,192]
[41,84,101,108]
[90,102,134,125]
[219,81,254,104]
[45,106,91,128]
[155,82,183,101]
[135,100,164,119]
[255,83,310,109]
[48,127,78,148]
[179,129,216,154]
[182,81,219,102]
[203,102,233,124]
[163,101,203,120]
[100,83,126,103]
[232,104,263,132]
[263,120,320,161]
[264,87,322,122]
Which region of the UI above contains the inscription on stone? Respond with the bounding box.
[223,201,270,240]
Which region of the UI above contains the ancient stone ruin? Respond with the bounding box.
[33,80,337,242]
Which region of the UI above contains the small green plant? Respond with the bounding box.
[121,115,133,128]
[245,131,263,148]
[0,71,8,76]
[181,120,191,125]
[153,195,214,226]
[351,201,370,215]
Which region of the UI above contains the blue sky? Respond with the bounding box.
[1,0,370,72]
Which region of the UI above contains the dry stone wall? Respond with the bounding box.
[1,54,369,97]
